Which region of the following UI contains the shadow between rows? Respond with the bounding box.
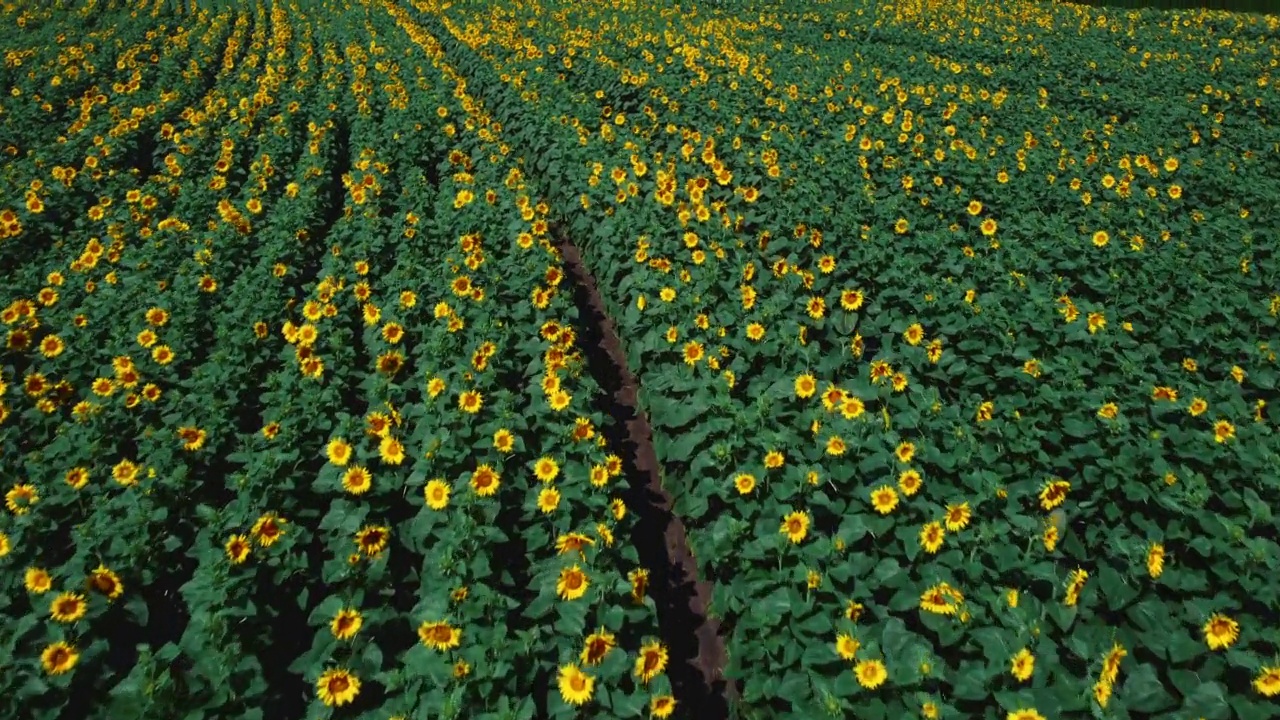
[552,226,735,719]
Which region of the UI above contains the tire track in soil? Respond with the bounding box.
[553,226,735,719]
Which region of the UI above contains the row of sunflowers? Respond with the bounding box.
[397,0,1280,718]
[1,0,678,718]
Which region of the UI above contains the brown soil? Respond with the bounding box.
[554,228,734,718]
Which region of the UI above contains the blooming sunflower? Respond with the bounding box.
[50,592,87,623]
[1204,613,1240,650]
[854,658,887,689]
[649,695,677,719]
[326,438,352,466]
[871,486,899,514]
[41,641,79,675]
[341,466,372,495]
[794,373,817,399]
[1010,648,1034,681]
[25,567,53,593]
[557,565,589,600]
[315,668,360,707]
[557,663,595,706]
[780,510,810,544]
[354,525,389,556]
[425,480,450,510]
[537,487,561,513]
[634,640,669,684]
[1146,543,1165,578]
[88,565,123,600]
[580,629,616,666]
[944,502,971,531]
[251,513,285,547]
[534,457,560,482]
[1038,479,1070,510]
[418,620,462,651]
[919,522,945,554]
[835,633,860,661]
[733,473,756,495]
[471,464,500,497]
[331,608,362,640]
[225,534,251,564]
[1253,666,1280,697]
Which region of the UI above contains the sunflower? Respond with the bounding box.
[634,641,669,684]
[418,620,462,651]
[534,457,560,482]
[967,199,983,215]
[1254,666,1280,697]
[835,633,860,661]
[557,565,589,601]
[88,565,123,600]
[326,438,352,466]
[629,568,649,603]
[903,323,924,346]
[1146,543,1165,578]
[316,668,360,707]
[493,429,515,453]
[5,483,37,514]
[341,466,373,495]
[871,486,899,514]
[537,487,561,514]
[25,567,53,593]
[457,390,483,414]
[944,502,971,531]
[1010,648,1034,681]
[177,426,207,451]
[1204,613,1240,650]
[50,592,87,623]
[894,441,916,463]
[841,396,866,419]
[251,513,285,547]
[649,695,677,719]
[794,373,817,398]
[920,584,960,615]
[976,401,994,422]
[1064,568,1088,606]
[354,525,389,556]
[424,480,450,510]
[41,641,79,675]
[826,435,847,456]
[225,534,251,564]
[682,340,705,366]
[580,629,617,666]
[328,608,362,640]
[471,464,500,496]
[1188,398,1208,417]
[557,663,595,706]
[1100,643,1127,685]
[1213,419,1235,443]
[780,510,810,544]
[1038,479,1070,510]
[378,436,405,465]
[919,522,945,554]
[1007,710,1046,720]
[764,450,785,469]
[840,289,865,311]
[980,218,998,236]
[854,658,887,689]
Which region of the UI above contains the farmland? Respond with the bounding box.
[1,0,1278,719]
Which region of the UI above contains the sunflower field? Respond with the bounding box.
[2,0,1278,719]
